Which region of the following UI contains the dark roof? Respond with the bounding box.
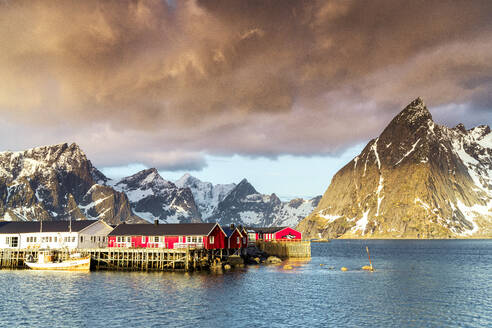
[0,220,97,234]
[108,223,219,236]
[222,226,241,238]
[246,226,288,233]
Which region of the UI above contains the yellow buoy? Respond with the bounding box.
[283,265,293,270]
[362,265,374,271]
[341,267,348,271]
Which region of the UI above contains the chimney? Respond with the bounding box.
[230,223,235,230]
[154,219,159,226]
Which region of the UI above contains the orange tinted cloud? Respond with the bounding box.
[0,0,491,169]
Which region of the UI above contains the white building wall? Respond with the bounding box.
[22,232,79,249]
[78,221,113,249]
[0,234,21,248]
[0,220,113,249]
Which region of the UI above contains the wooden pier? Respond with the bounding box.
[0,248,236,271]
[256,240,311,258]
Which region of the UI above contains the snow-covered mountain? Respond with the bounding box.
[175,173,236,219]
[0,143,139,224]
[298,97,492,238]
[0,143,319,228]
[112,169,200,223]
[208,178,321,227]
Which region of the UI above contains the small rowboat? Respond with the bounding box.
[25,251,91,271]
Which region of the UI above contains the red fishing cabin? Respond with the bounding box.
[247,226,302,241]
[107,222,226,249]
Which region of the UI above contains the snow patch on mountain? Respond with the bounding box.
[175,173,235,219]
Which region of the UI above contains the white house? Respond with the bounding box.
[78,220,114,249]
[0,220,114,250]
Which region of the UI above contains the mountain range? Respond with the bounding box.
[298,97,492,238]
[0,144,319,226]
[1,97,490,238]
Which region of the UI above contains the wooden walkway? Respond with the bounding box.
[0,248,234,271]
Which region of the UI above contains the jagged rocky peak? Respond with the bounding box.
[225,178,258,201]
[379,97,433,141]
[113,169,200,224]
[0,142,92,181]
[209,177,321,228]
[467,125,491,139]
[453,123,467,134]
[175,173,201,187]
[0,142,136,224]
[115,168,174,191]
[393,97,432,125]
[298,97,492,239]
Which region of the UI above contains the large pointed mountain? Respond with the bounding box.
[298,97,492,238]
[112,169,201,223]
[208,178,321,227]
[0,143,139,224]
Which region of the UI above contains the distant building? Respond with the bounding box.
[222,225,244,249]
[0,220,113,249]
[108,222,227,250]
[247,226,302,242]
[238,226,249,248]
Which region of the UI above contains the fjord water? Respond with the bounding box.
[1,240,490,328]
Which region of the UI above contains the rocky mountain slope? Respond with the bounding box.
[0,143,139,224]
[208,178,321,227]
[298,97,492,239]
[112,169,200,223]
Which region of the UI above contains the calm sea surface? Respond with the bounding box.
[1,240,491,328]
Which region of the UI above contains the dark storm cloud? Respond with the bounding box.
[0,0,491,169]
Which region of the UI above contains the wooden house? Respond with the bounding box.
[238,225,248,248]
[222,225,243,249]
[107,222,227,250]
[247,226,302,242]
[0,220,113,249]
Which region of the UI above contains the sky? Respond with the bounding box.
[1,0,492,198]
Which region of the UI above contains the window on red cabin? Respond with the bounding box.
[209,236,214,244]
[237,237,240,244]
[141,236,145,243]
[154,236,159,243]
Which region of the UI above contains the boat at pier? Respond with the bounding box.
[25,251,91,271]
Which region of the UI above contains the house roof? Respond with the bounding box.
[0,220,97,234]
[222,226,242,238]
[246,226,289,234]
[108,223,219,236]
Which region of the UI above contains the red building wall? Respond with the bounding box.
[204,225,226,249]
[240,229,248,248]
[164,236,180,249]
[274,227,302,240]
[227,229,242,249]
[108,224,227,249]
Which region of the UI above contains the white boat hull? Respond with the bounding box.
[25,256,91,271]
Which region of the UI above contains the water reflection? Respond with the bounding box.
[0,240,490,328]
